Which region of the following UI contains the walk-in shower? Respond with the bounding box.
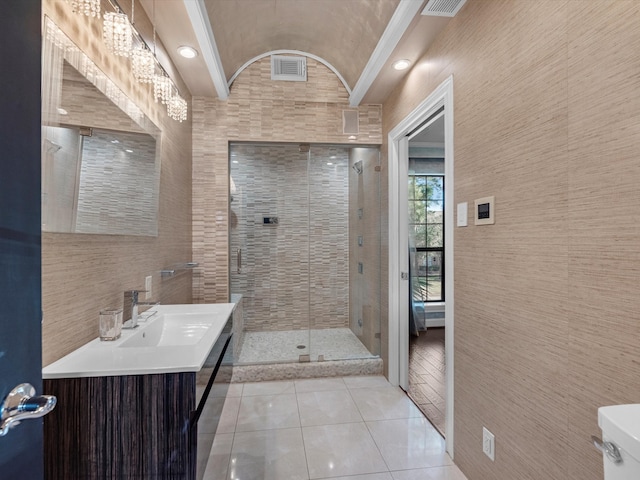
[229,143,381,373]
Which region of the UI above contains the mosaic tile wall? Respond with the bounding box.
[75,129,158,235]
[192,56,382,306]
[229,144,349,332]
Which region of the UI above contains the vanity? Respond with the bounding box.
[42,303,236,480]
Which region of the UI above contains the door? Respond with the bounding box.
[388,76,454,453]
[0,2,45,478]
[229,143,312,364]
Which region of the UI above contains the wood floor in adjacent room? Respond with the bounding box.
[407,327,446,436]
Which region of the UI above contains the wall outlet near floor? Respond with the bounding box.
[145,275,152,300]
[483,426,495,461]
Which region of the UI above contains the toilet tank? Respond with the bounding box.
[598,404,640,480]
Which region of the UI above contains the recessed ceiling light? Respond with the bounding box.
[177,46,198,59]
[232,160,239,164]
[111,140,119,144]
[125,149,133,153]
[330,155,337,159]
[348,135,357,141]
[393,59,411,71]
[327,162,333,165]
[57,107,68,115]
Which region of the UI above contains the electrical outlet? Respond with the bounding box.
[483,426,495,461]
[145,275,152,300]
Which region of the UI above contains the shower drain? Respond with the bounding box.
[296,345,306,349]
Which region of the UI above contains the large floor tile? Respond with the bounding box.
[295,377,347,393]
[302,422,388,479]
[202,433,233,480]
[229,428,309,480]
[349,387,423,421]
[317,474,393,480]
[235,394,300,431]
[367,418,451,471]
[297,389,363,426]
[391,465,467,480]
[242,380,295,396]
[343,375,391,389]
[210,382,243,397]
[199,396,227,434]
[215,396,241,434]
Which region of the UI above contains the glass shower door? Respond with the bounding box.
[229,143,311,364]
[229,143,381,366]
[308,145,381,361]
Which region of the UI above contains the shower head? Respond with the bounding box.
[352,161,363,175]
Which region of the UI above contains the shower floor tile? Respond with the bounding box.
[237,328,374,364]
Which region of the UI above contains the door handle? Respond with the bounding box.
[237,248,242,274]
[0,383,57,436]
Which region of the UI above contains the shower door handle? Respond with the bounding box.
[237,248,242,274]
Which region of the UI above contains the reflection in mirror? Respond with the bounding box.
[41,17,161,236]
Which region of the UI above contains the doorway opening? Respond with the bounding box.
[407,118,446,434]
[387,75,454,454]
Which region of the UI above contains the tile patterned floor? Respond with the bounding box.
[237,328,375,364]
[202,375,467,480]
[408,328,446,436]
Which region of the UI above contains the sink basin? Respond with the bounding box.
[42,303,236,379]
[119,313,215,348]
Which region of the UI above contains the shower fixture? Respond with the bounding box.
[45,139,62,154]
[352,161,363,175]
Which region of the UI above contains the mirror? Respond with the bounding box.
[41,17,161,236]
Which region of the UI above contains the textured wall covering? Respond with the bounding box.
[192,56,382,305]
[382,1,640,479]
[41,0,193,365]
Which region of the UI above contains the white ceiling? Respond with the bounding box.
[138,0,459,105]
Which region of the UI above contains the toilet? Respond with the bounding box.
[598,404,640,479]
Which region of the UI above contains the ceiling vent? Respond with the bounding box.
[421,0,467,17]
[271,55,307,82]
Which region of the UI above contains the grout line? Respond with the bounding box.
[296,385,313,480]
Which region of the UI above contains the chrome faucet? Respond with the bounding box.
[123,290,141,329]
[123,290,159,329]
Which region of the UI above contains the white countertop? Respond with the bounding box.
[42,303,235,379]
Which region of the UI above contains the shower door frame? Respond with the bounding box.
[229,142,380,364]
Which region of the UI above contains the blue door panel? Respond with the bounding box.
[0,1,44,477]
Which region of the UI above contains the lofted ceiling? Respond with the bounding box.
[139,0,462,105]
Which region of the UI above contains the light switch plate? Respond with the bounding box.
[457,202,468,227]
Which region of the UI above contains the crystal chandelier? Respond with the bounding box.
[167,94,188,123]
[131,46,155,83]
[153,74,173,105]
[65,0,101,18]
[103,11,133,57]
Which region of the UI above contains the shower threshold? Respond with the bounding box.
[236,327,374,364]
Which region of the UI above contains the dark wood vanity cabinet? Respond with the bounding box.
[43,317,233,480]
[44,372,197,479]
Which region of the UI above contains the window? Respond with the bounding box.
[409,174,444,302]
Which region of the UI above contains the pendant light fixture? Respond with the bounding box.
[130,0,154,83]
[65,0,101,18]
[103,6,133,57]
